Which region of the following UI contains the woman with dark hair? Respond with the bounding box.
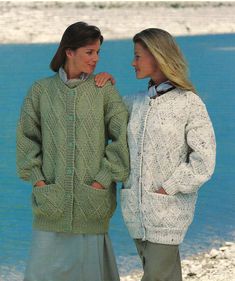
[16,22,129,281]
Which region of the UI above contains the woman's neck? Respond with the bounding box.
[152,77,168,87]
[151,72,168,87]
[64,64,82,80]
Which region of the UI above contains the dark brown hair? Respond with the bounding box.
[50,22,103,72]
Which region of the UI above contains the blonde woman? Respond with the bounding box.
[98,28,216,280]
[119,28,216,281]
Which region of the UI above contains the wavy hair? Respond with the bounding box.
[133,28,196,93]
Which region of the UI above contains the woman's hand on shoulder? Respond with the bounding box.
[95,72,116,88]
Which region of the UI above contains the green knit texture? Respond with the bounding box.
[16,74,129,234]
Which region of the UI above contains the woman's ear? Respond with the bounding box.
[65,48,74,58]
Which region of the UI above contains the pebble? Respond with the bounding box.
[209,248,219,258]
[225,241,233,246]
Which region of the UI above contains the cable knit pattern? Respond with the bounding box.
[121,88,216,245]
[16,73,129,234]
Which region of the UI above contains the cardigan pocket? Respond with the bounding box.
[142,191,197,230]
[120,189,139,224]
[75,184,116,222]
[32,184,64,219]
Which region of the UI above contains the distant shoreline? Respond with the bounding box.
[1,1,235,44]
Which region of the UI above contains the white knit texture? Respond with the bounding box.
[121,88,216,245]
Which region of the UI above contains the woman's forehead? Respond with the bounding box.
[81,39,101,49]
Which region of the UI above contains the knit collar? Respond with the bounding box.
[59,67,89,88]
[148,80,175,99]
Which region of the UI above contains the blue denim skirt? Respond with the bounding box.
[24,230,120,281]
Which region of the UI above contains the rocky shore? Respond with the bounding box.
[1,1,235,44]
[120,242,235,281]
[182,242,235,281]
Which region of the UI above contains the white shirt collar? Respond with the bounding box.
[59,67,89,84]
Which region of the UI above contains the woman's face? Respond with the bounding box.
[132,42,165,83]
[65,39,100,78]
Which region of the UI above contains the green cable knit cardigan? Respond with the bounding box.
[16,74,129,234]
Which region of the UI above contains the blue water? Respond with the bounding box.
[1,34,235,279]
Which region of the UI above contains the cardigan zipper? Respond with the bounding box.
[139,98,153,241]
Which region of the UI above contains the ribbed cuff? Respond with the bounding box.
[30,167,45,186]
[162,176,178,195]
[94,168,113,189]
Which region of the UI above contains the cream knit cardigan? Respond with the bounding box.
[120,88,216,245]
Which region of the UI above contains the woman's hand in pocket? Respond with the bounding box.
[91,181,105,190]
[156,187,168,195]
[35,181,46,188]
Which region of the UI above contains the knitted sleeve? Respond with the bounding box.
[122,95,134,113]
[94,83,130,188]
[162,92,216,195]
[16,82,45,186]
[123,92,146,113]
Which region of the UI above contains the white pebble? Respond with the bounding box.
[209,249,219,258]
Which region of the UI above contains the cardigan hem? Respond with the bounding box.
[128,225,187,245]
[33,220,110,235]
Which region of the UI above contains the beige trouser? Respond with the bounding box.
[135,239,182,281]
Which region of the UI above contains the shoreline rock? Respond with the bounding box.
[1,1,235,44]
[182,241,235,281]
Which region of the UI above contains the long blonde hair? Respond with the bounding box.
[133,28,196,93]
